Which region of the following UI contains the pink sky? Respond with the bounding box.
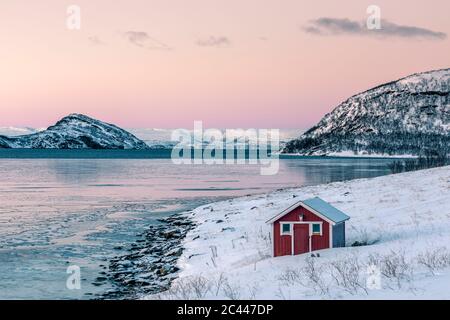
[0,0,449,129]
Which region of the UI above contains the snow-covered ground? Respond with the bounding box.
[147,166,450,300]
[282,151,417,158]
[326,151,417,158]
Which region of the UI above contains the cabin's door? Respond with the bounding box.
[293,224,309,255]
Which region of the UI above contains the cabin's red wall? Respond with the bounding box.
[273,206,330,257]
[273,221,291,257]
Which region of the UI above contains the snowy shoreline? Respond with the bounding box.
[101,214,197,299]
[280,151,417,159]
[146,166,450,300]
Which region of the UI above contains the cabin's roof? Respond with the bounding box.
[301,197,350,224]
[265,197,350,225]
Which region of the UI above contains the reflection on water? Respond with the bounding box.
[0,155,395,299]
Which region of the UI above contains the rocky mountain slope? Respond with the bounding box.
[283,68,450,156]
[0,114,149,149]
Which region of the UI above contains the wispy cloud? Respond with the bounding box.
[196,36,231,47]
[88,36,105,46]
[123,31,171,50]
[303,17,447,40]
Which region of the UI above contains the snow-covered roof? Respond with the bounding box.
[302,197,350,224]
[266,197,350,225]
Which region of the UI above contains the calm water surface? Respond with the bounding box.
[0,151,396,299]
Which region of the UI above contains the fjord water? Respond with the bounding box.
[0,150,395,299]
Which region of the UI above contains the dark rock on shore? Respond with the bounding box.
[98,213,196,299]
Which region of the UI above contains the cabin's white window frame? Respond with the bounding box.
[280,222,292,235]
[311,222,323,236]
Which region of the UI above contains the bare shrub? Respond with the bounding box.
[366,252,382,267]
[330,255,367,295]
[257,247,271,261]
[189,276,213,299]
[278,267,302,286]
[165,278,195,300]
[222,279,241,300]
[247,283,260,300]
[210,245,218,268]
[159,276,212,299]
[379,250,413,288]
[256,227,272,249]
[213,273,226,296]
[417,247,450,275]
[364,250,415,290]
[210,245,218,258]
[300,257,330,295]
[278,258,329,296]
[275,286,290,300]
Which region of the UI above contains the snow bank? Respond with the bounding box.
[282,151,417,158]
[147,166,450,300]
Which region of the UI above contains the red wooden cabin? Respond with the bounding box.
[266,197,350,257]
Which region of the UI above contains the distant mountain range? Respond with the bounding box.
[283,68,450,156]
[0,117,304,150]
[0,114,149,149]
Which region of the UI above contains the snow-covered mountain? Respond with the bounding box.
[0,114,149,149]
[0,122,304,151]
[283,68,450,156]
[127,128,304,150]
[0,127,45,137]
